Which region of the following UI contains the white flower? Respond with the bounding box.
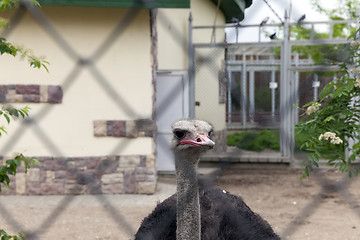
[330,137,343,145]
[355,78,360,88]
[350,68,360,75]
[318,132,343,145]
[318,131,336,140]
[323,132,336,140]
[306,103,321,115]
[350,40,360,48]
[318,134,323,141]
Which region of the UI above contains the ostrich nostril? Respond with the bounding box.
[197,138,201,142]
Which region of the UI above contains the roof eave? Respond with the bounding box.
[210,0,253,23]
[38,0,190,9]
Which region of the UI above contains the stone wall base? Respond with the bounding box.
[0,155,156,195]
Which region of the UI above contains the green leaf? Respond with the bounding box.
[0,126,7,135]
[324,116,335,123]
[0,228,24,240]
[3,113,10,124]
[41,61,49,72]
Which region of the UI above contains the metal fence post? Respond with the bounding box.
[188,12,195,118]
[227,68,233,124]
[241,51,247,126]
[280,10,291,157]
[294,53,299,125]
[249,69,255,123]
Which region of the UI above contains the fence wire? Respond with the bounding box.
[0,1,359,240]
[0,2,145,239]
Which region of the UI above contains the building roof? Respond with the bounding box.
[38,0,190,8]
[38,0,252,22]
[210,0,252,23]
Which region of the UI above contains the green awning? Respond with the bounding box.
[210,0,252,23]
[38,0,252,21]
[38,0,190,8]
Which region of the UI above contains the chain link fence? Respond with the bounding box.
[0,0,360,239]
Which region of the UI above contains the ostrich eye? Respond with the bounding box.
[208,130,214,138]
[174,130,186,139]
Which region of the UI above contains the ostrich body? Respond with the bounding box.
[135,119,279,240]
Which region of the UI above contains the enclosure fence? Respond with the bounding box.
[0,0,360,239]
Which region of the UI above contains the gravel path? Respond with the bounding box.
[1,166,360,240]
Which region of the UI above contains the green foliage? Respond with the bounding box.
[291,19,351,65]
[0,0,49,72]
[271,24,353,66]
[0,229,24,240]
[226,132,241,146]
[254,87,278,111]
[0,0,19,11]
[254,130,280,151]
[0,154,39,192]
[0,0,43,237]
[311,0,360,20]
[270,0,357,67]
[0,105,30,136]
[227,131,258,150]
[294,127,313,152]
[0,38,50,72]
[296,28,360,178]
[227,130,280,151]
[0,0,39,11]
[0,104,37,190]
[231,84,278,111]
[0,38,17,56]
[0,104,38,237]
[0,104,38,236]
[291,0,357,65]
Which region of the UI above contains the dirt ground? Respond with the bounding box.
[1,165,360,240]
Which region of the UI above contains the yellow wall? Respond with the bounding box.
[157,0,226,130]
[0,7,153,157]
[0,0,227,159]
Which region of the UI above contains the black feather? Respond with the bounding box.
[134,188,280,240]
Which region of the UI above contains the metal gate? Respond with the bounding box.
[189,12,357,162]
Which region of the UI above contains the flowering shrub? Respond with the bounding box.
[305,102,321,115]
[296,28,360,178]
[354,77,360,88]
[318,132,343,145]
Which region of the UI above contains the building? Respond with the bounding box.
[0,0,251,195]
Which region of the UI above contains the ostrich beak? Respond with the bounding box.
[179,134,215,149]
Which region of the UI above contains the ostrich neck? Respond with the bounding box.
[174,151,201,240]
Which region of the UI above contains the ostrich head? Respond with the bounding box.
[170,119,215,163]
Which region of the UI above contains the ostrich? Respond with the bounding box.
[135,119,279,240]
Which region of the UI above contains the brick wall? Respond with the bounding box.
[93,119,155,138]
[0,155,156,195]
[0,84,63,103]
[0,84,157,195]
